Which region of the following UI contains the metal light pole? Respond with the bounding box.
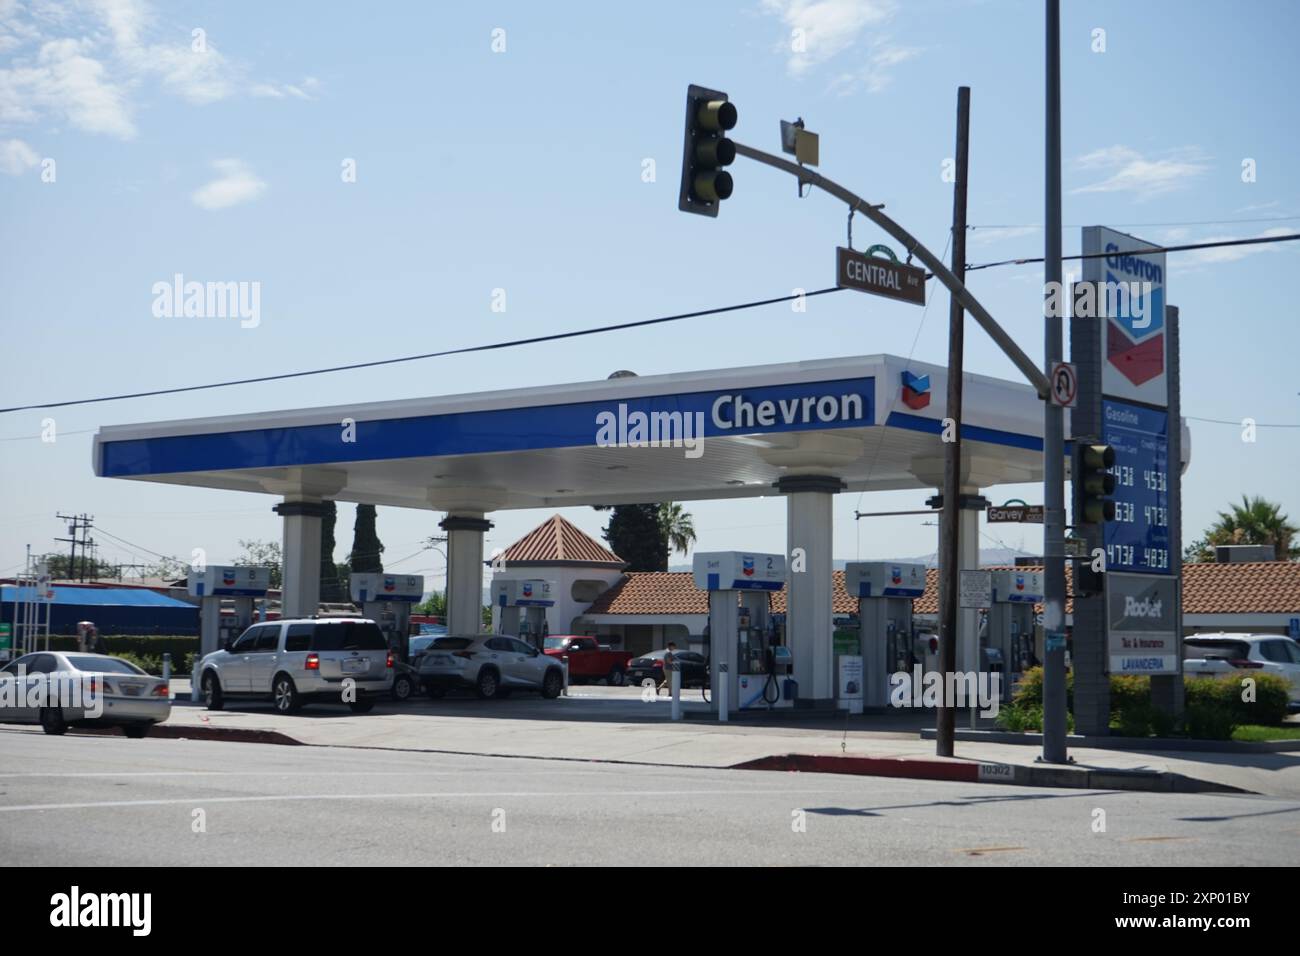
[1041,0,1069,764]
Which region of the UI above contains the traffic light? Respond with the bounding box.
[1073,442,1116,525]
[678,84,737,217]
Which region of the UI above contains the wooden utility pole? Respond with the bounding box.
[937,87,971,757]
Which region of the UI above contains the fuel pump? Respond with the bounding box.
[692,551,789,718]
[491,578,556,650]
[843,561,926,709]
[987,569,1043,688]
[189,565,272,658]
[350,573,424,662]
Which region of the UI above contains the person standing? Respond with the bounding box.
[658,642,677,696]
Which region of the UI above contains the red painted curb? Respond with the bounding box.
[733,753,982,783]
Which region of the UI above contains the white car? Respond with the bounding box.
[1183,633,1300,706]
[0,651,171,737]
[197,617,393,714]
[417,635,564,699]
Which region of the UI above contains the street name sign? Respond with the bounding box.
[836,246,925,305]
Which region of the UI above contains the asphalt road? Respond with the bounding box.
[1,728,1297,866]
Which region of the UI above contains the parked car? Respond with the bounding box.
[197,617,393,714]
[625,649,710,689]
[417,635,564,700]
[0,652,171,737]
[1183,633,1300,706]
[389,634,441,701]
[542,635,633,685]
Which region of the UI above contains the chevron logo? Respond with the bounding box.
[1107,320,1164,386]
[901,370,930,410]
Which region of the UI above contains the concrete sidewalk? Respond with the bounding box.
[151,680,1300,798]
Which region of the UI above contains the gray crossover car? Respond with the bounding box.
[198,617,393,714]
[417,635,564,700]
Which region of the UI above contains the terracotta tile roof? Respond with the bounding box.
[581,562,1300,618]
[586,572,707,614]
[586,570,856,616]
[1182,561,1300,614]
[499,514,624,567]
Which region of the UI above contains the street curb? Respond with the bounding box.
[74,725,302,747]
[920,727,1300,754]
[730,753,1253,793]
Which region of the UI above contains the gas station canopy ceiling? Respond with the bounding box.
[94,354,1171,512]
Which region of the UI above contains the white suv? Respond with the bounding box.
[198,617,393,714]
[1183,633,1300,706]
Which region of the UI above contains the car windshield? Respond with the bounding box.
[311,622,387,651]
[65,655,147,675]
[543,638,568,650]
[409,636,435,655]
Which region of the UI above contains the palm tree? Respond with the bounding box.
[1204,495,1299,560]
[658,503,696,558]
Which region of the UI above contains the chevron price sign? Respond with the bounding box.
[1082,226,1168,407]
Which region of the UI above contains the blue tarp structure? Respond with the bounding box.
[1,585,199,636]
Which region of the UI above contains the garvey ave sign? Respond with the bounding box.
[836,246,926,305]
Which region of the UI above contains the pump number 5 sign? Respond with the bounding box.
[1050,361,1078,408]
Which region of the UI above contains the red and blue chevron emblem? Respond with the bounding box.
[901,370,930,410]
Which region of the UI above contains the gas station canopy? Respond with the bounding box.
[94,354,1109,509]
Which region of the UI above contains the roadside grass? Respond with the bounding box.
[1232,724,1300,742]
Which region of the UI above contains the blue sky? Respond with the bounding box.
[2,0,1298,585]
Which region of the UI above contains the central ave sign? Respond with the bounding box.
[836,246,926,305]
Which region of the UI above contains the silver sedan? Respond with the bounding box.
[0,651,171,737]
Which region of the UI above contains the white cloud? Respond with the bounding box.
[1071,145,1208,200]
[0,36,136,137]
[251,76,319,100]
[0,135,38,174]
[191,158,266,210]
[761,0,916,91]
[1183,226,1296,265]
[0,0,312,142]
[968,225,1041,245]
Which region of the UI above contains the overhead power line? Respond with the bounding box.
[0,288,844,415]
[2,233,1297,418]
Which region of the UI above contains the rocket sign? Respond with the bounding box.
[1082,226,1168,407]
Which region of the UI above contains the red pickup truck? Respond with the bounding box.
[543,636,634,686]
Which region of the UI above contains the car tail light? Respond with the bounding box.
[386,652,394,669]
[85,676,99,695]
[653,660,663,668]
[1229,659,1263,669]
[153,683,170,697]
[305,653,320,670]
[453,651,476,660]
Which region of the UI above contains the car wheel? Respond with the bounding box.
[202,671,224,711]
[475,668,500,700]
[39,707,68,736]
[273,675,302,714]
[392,674,414,701]
[349,698,375,714]
[607,666,625,687]
[426,683,448,699]
[123,724,150,739]
[542,669,563,700]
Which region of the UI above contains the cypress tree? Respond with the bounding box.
[350,504,385,574]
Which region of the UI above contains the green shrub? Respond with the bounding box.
[1183,701,1237,740]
